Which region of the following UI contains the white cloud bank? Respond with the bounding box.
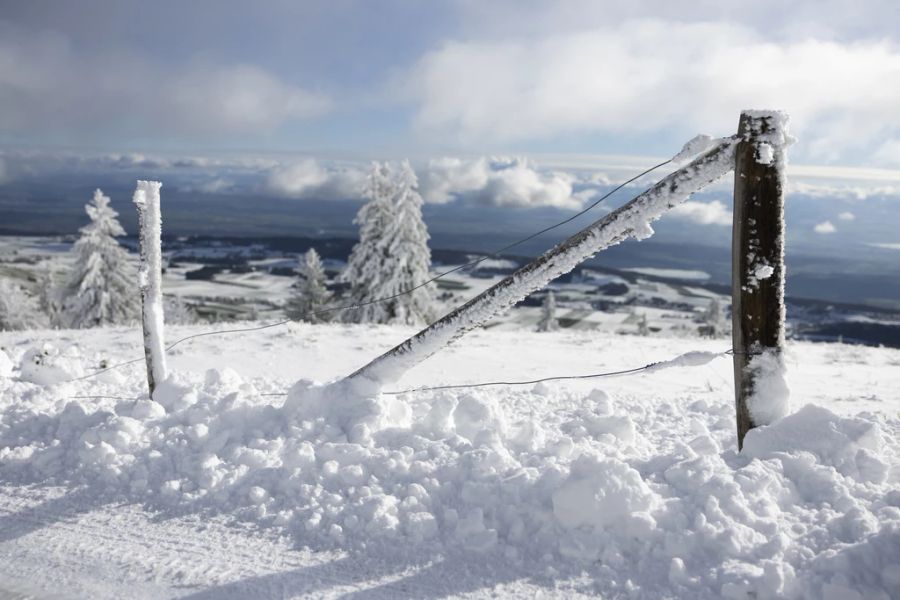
[405,19,900,163]
[814,221,837,234]
[0,23,329,137]
[669,200,733,226]
[266,159,366,200]
[266,156,581,209]
[420,157,578,209]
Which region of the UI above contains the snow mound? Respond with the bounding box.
[743,404,888,483]
[18,343,85,384]
[2,324,900,599]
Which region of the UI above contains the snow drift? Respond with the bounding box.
[1,325,899,599]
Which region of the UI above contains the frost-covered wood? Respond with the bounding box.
[59,190,140,328]
[133,181,168,397]
[348,137,739,387]
[732,111,791,449]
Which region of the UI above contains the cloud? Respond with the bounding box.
[814,221,837,234]
[874,139,900,166]
[420,156,578,209]
[266,159,366,199]
[404,19,900,163]
[0,22,330,138]
[838,211,855,221]
[669,200,733,226]
[788,180,900,200]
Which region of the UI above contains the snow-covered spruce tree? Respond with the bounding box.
[285,248,333,322]
[0,279,48,331]
[536,290,559,332]
[60,189,140,328]
[342,161,435,326]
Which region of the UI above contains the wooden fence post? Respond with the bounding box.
[133,180,168,398]
[732,111,789,449]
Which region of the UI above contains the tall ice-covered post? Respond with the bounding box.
[732,111,791,450]
[133,180,168,397]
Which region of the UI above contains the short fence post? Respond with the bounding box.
[133,180,168,398]
[731,111,789,450]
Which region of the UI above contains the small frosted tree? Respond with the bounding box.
[164,295,196,325]
[342,161,435,326]
[0,279,48,331]
[637,313,650,336]
[537,290,559,332]
[699,297,726,338]
[285,248,333,322]
[37,269,64,327]
[60,189,140,328]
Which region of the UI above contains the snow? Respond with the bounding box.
[757,142,775,165]
[2,323,899,599]
[746,349,790,425]
[624,267,711,281]
[754,263,775,281]
[671,134,717,164]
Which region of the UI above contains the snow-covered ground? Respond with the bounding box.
[1,323,899,599]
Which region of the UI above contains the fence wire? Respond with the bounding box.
[68,349,732,403]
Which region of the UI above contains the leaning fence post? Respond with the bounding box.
[133,180,168,398]
[731,111,791,450]
[344,137,740,389]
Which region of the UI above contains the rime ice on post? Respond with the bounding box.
[732,111,792,449]
[133,180,168,397]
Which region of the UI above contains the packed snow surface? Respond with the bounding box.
[1,323,899,599]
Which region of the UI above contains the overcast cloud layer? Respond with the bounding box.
[1,1,899,168]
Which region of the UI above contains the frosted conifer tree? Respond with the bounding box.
[285,248,333,322]
[164,295,196,325]
[699,297,726,338]
[60,189,140,328]
[537,290,559,332]
[637,314,650,336]
[37,269,64,328]
[0,279,47,331]
[342,161,435,325]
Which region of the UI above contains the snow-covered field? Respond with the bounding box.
[1,323,899,599]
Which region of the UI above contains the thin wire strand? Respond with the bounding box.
[382,365,653,395]
[67,349,732,402]
[68,159,672,382]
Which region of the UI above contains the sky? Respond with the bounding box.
[1,0,900,262]
[1,0,899,163]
